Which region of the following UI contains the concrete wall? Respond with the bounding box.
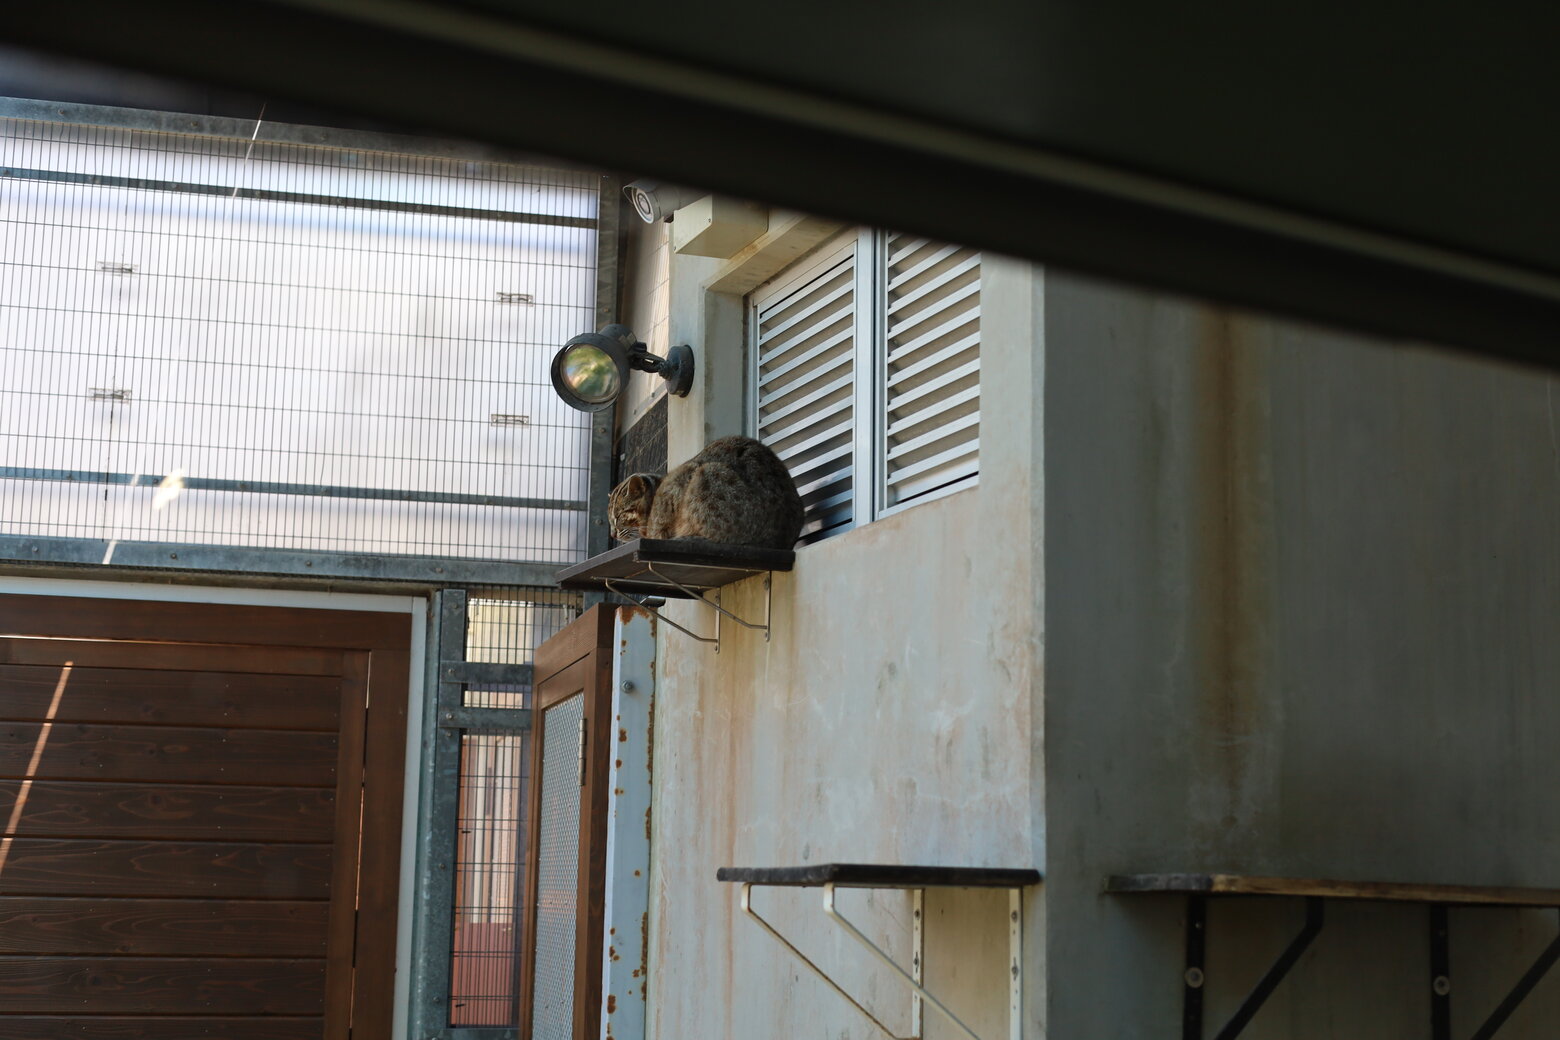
[1044,273,1560,1037]
[636,229,1047,1039]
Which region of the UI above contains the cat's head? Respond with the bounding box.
[607,473,660,541]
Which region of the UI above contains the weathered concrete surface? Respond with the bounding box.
[1044,273,1560,1037]
[644,254,1045,1040]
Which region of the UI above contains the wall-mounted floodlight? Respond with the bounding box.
[549,323,694,412]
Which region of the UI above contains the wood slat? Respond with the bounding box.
[0,781,336,842]
[0,897,328,956]
[0,1017,325,1040]
[0,664,342,729]
[0,595,410,650]
[1105,873,1560,907]
[324,656,367,1040]
[0,957,324,1015]
[0,638,346,677]
[0,722,337,786]
[349,648,409,1040]
[0,839,333,898]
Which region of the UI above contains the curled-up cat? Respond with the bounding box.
[608,435,804,549]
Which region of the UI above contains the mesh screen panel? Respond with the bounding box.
[0,114,597,563]
[464,589,576,707]
[530,693,584,1040]
[448,586,578,1027]
[452,729,529,1026]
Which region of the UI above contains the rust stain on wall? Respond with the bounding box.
[1192,312,1274,831]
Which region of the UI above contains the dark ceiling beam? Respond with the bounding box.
[5,0,1558,371]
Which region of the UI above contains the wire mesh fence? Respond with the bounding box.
[450,586,579,1028]
[0,111,599,565]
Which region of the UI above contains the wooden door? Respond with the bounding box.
[0,593,411,1039]
[519,606,614,1040]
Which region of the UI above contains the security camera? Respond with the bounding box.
[623,180,702,223]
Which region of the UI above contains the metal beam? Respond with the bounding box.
[435,705,532,731]
[0,534,565,587]
[0,94,588,169]
[0,466,585,513]
[440,660,534,686]
[0,164,596,228]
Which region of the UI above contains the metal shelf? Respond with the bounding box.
[720,862,1041,1040]
[1107,873,1560,1040]
[555,538,795,648]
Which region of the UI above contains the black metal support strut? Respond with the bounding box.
[1430,904,1451,1040]
[1183,896,1325,1040]
[1466,908,1560,1040]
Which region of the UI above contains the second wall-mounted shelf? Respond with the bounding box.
[555,537,794,648]
[1107,872,1560,1040]
[719,863,1042,1040]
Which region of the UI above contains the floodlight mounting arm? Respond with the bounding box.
[627,341,695,397]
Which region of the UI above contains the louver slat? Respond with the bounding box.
[751,242,857,541]
[880,235,980,508]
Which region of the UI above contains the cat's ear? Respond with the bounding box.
[624,473,658,499]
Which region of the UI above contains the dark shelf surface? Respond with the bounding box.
[718,863,1042,889]
[555,537,795,598]
[1107,873,1560,908]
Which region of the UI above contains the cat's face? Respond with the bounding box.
[607,473,659,541]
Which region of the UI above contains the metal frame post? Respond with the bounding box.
[583,173,622,614]
[409,589,468,1038]
[1430,905,1451,1040]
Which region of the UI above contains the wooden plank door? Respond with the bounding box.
[518,606,614,1040]
[0,594,411,1039]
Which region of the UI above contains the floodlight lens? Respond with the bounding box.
[559,343,620,403]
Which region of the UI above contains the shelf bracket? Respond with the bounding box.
[1184,895,1324,1040]
[738,881,1022,1040]
[1466,907,1560,1040]
[742,883,913,1039]
[605,567,772,650]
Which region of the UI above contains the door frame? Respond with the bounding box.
[0,575,427,1040]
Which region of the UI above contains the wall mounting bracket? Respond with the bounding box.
[1107,873,1560,1040]
[556,538,793,650]
[719,863,1041,1040]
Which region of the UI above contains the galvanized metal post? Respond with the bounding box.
[584,174,624,609]
[409,589,468,1039]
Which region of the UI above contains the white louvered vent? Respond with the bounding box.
[751,238,858,541]
[879,233,980,509]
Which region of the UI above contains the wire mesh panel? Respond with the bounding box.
[530,693,585,1040]
[452,728,530,1026]
[465,590,577,706]
[448,587,578,1029]
[0,114,597,564]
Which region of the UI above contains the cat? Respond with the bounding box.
[608,435,804,550]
